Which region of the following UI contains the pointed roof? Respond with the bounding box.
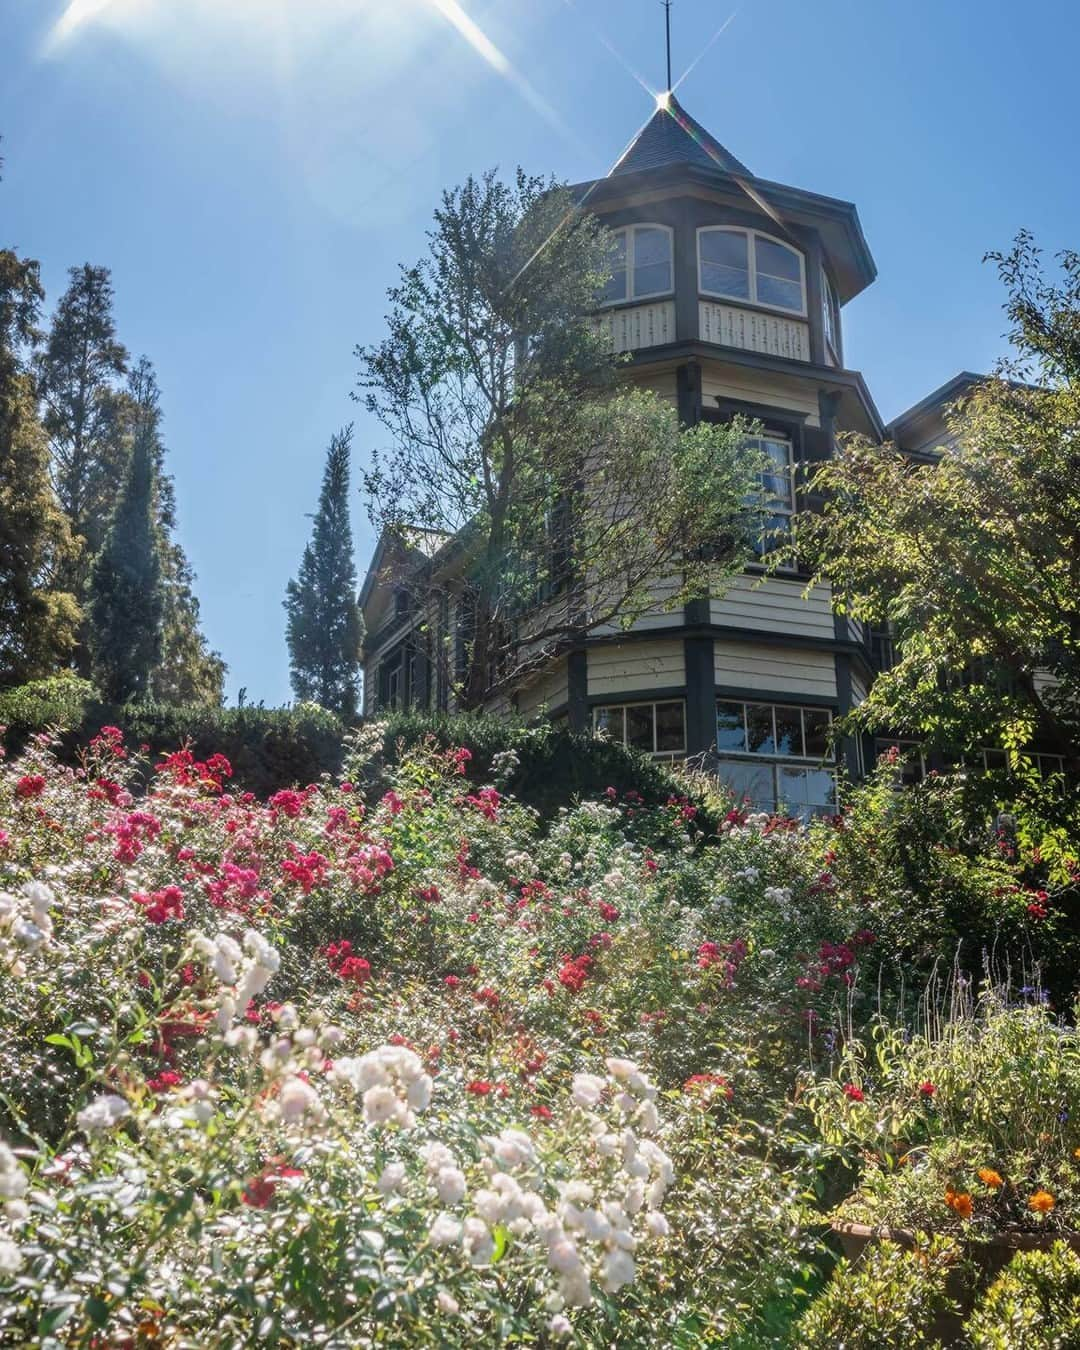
[608,92,751,179]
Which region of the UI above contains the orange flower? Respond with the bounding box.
[978,1168,1004,1190]
[1029,1190,1056,1214]
[1073,1148,1080,1161]
[945,1188,974,1219]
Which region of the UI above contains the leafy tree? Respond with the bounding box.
[0,248,79,684]
[284,427,363,718]
[88,373,164,703]
[794,231,1080,766]
[37,264,129,670]
[356,169,759,710]
[122,358,226,705]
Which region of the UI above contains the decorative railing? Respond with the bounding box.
[594,300,676,354]
[698,301,810,362]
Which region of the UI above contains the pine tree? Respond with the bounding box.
[124,358,226,704]
[88,377,164,703]
[37,264,128,671]
[0,249,80,684]
[284,427,362,718]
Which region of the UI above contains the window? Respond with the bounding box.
[742,433,796,554]
[593,700,686,759]
[698,228,806,315]
[822,268,841,359]
[600,225,673,305]
[875,739,926,787]
[716,700,836,818]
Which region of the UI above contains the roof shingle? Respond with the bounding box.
[608,93,751,179]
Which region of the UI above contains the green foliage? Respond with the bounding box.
[354,709,716,824]
[284,426,362,718]
[0,680,347,797]
[796,1236,960,1348]
[357,168,761,708]
[88,392,164,702]
[36,263,129,622]
[967,1241,1080,1349]
[0,249,80,685]
[812,997,1080,1238]
[794,232,1080,766]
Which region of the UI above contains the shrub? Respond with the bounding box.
[796,1236,959,1348]
[810,994,1080,1239]
[967,1241,1080,1349]
[356,710,718,825]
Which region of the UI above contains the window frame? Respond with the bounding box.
[822,267,841,361]
[742,431,797,559]
[715,698,837,820]
[598,223,675,308]
[592,698,687,759]
[697,226,808,318]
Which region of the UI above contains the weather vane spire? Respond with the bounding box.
[662,0,672,93]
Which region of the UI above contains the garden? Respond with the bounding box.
[0,715,1078,1347]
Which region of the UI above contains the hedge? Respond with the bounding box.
[0,676,347,800]
[0,679,711,823]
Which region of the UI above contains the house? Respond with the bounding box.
[358,93,1008,813]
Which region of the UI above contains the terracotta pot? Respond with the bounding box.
[831,1221,1080,1345]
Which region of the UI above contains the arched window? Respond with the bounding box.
[698,227,806,315]
[600,224,673,304]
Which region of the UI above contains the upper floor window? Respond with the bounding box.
[601,225,673,305]
[822,268,841,359]
[698,228,806,316]
[743,432,796,555]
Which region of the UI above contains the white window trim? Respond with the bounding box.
[697,226,808,318]
[592,698,687,758]
[599,224,675,308]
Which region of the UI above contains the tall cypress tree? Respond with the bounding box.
[37,264,128,671]
[284,427,362,718]
[0,249,80,684]
[124,358,226,704]
[88,376,164,703]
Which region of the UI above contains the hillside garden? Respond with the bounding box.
[0,714,1078,1347]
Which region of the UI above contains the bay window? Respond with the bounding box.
[698,228,806,315]
[716,699,836,817]
[822,267,841,360]
[742,432,796,554]
[594,699,686,759]
[601,225,673,304]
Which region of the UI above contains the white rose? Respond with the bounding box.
[428,1213,463,1247]
[570,1073,605,1109]
[463,1216,494,1266]
[0,1238,22,1276]
[601,1247,636,1293]
[377,1162,406,1195]
[434,1167,466,1205]
[362,1084,403,1127]
[77,1094,130,1134]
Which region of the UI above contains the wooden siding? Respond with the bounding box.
[516,661,569,717]
[700,367,821,425]
[714,641,837,699]
[850,668,869,707]
[591,573,683,636]
[630,368,679,405]
[595,300,676,354]
[709,574,835,639]
[699,302,810,363]
[587,639,685,697]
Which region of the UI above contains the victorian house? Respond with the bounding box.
[358,94,1039,814]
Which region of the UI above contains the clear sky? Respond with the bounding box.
[3,0,1077,705]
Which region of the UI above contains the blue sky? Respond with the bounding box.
[3,0,1077,705]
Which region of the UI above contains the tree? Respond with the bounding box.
[0,248,80,684]
[123,358,226,704]
[793,231,1080,765]
[88,374,164,703]
[356,169,759,710]
[37,263,129,669]
[284,427,363,718]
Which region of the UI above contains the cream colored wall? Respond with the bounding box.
[590,573,683,636]
[587,639,685,698]
[850,667,869,707]
[516,661,570,717]
[701,365,821,426]
[709,573,834,639]
[714,640,836,700]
